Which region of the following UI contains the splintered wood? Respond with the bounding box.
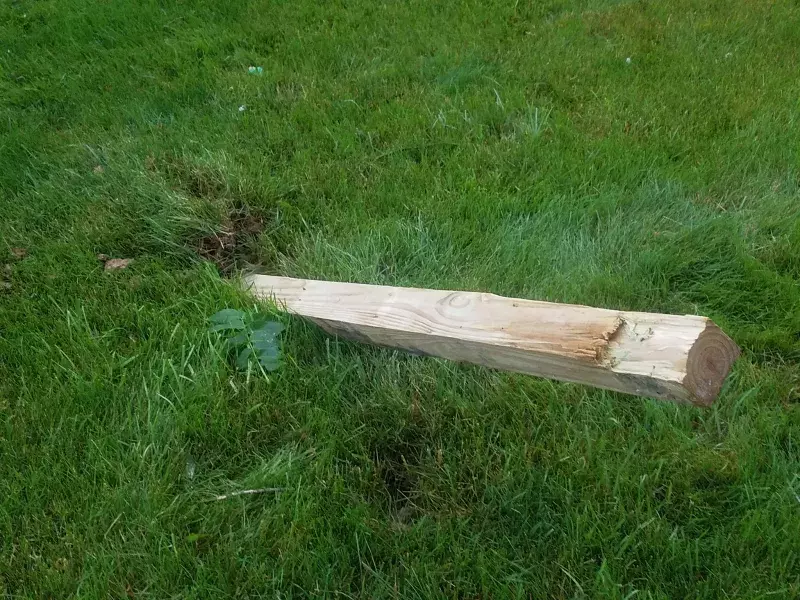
[245,276,740,406]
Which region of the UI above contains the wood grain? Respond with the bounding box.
[245,275,740,406]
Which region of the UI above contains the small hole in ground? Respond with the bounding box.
[195,205,265,275]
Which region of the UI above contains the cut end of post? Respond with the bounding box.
[683,321,741,406]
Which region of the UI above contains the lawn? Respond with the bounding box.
[1,0,799,597]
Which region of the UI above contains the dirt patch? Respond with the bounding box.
[149,155,271,275]
[376,451,422,528]
[366,422,426,526]
[196,205,265,275]
[376,448,417,508]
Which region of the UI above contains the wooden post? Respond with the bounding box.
[245,276,740,406]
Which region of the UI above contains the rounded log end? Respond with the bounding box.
[683,322,740,406]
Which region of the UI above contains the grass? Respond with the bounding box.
[1,0,799,597]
